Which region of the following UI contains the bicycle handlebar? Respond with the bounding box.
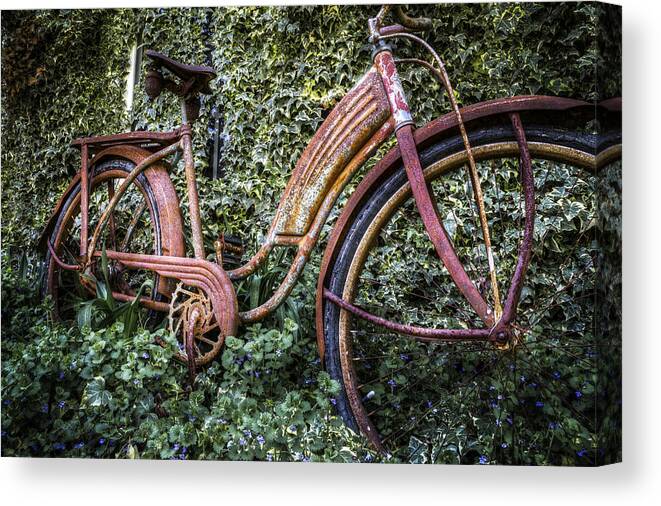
[370,5,432,38]
[392,5,432,31]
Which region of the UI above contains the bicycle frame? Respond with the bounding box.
[40,32,610,345]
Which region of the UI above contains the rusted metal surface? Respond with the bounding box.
[398,123,494,324]
[324,289,490,342]
[168,283,223,366]
[44,161,186,313]
[72,127,187,153]
[111,291,170,312]
[599,97,622,111]
[238,119,394,323]
[493,113,536,337]
[86,142,181,266]
[272,68,390,237]
[185,307,200,384]
[381,33,507,317]
[100,250,239,366]
[329,139,606,455]
[376,46,500,319]
[227,239,275,281]
[145,49,216,96]
[374,50,413,129]
[315,95,609,363]
[79,143,89,257]
[181,132,206,260]
[46,239,80,271]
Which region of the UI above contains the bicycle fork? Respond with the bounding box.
[370,46,536,342]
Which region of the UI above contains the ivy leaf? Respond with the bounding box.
[83,376,113,407]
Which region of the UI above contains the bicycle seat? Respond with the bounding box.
[145,49,216,95]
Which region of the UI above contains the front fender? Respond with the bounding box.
[314,94,619,362]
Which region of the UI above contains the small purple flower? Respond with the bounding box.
[478,455,488,464]
[548,422,558,430]
[173,443,180,451]
[289,424,297,432]
[41,403,49,414]
[577,449,588,457]
[98,438,106,445]
[330,398,337,406]
[495,419,502,427]
[256,435,265,445]
[508,364,516,372]
[254,371,261,378]
[520,375,526,383]
[530,382,538,389]
[142,352,149,359]
[501,442,508,449]
[387,379,396,388]
[73,441,84,449]
[58,400,65,409]
[535,401,544,408]
[181,447,188,454]
[2,399,10,406]
[425,400,433,409]
[304,377,314,385]
[400,354,411,362]
[497,394,503,400]
[243,429,252,438]
[506,417,513,425]
[188,415,196,422]
[133,379,140,385]
[489,400,498,408]
[266,454,274,462]
[1,430,7,437]
[575,390,583,399]
[58,371,65,380]
[53,442,66,451]
[552,371,561,380]
[364,454,374,463]
[239,438,247,447]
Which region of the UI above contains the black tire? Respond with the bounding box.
[44,158,165,320]
[323,123,616,460]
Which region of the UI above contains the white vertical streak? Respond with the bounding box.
[124,44,138,112]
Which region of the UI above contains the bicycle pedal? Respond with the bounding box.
[214,233,244,269]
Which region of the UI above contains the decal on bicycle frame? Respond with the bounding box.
[374,51,413,129]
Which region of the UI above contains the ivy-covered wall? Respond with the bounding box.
[1,3,620,254]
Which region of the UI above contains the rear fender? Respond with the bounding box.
[38,145,185,295]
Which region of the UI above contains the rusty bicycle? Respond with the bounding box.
[40,5,621,457]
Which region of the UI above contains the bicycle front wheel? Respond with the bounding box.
[323,122,621,464]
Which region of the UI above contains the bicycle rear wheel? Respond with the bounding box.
[44,158,166,324]
[323,122,621,464]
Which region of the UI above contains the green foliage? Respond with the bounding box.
[74,247,151,337]
[1,260,374,461]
